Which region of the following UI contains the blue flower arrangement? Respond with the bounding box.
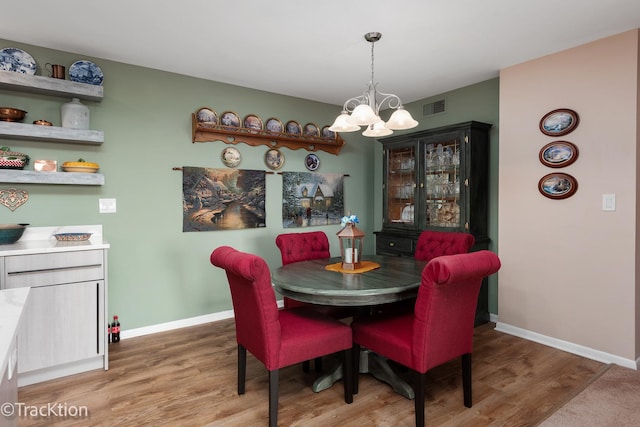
[340,214,359,228]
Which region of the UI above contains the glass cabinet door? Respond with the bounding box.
[423,137,463,229]
[384,145,416,226]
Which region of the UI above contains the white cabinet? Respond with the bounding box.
[2,249,108,386]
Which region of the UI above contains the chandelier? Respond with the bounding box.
[329,32,418,138]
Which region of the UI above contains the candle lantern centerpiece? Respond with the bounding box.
[337,214,364,270]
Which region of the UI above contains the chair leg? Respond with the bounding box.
[269,369,279,427]
[462,353,472,408]
[302,360,310,373]
[342,348,353,404]
[414,371,426,427]
[315,356,323,372]
[352,343,361,395]
[238,344,246,395]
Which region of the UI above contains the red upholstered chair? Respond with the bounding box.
[351,250,501,427]
[414,230,475,262]
[210,246,353,427]
[275,231,331,310]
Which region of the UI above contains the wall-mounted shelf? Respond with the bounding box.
[0,71,103,102]
[0,121,104,145]
[0,170,104,185]
[191,114,345,155]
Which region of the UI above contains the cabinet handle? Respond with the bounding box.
[7,263,103,276]
[389,242,395,247]
[96,282,100,354]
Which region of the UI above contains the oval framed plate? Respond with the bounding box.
[220,111,241,129]
[221,147,241,168]
[265,117,284,134]
[69,60,104,85]
[285,120,301,136]
[243,114,263,132]
[321,125,336,140]
[538,172,578,199]
[539,141,579,168]
[539,108,579,136]
[265,148,284,170]
[196,107,218,127]
[305,153,320,171]
[303,123,320,137]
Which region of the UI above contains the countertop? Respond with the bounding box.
[0,287,29,378]
[0,225,109,256]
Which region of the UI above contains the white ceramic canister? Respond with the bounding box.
[61,98,90,129]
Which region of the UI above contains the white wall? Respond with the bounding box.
[498,30,639,366]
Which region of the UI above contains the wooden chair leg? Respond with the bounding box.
[315,357,323,372]
[352,343,361,395]
[302,360,310,372]
[462,353,472,408]
[238,344,246,395]
[342,348,353,404]
[269,369,279,427]
[414,371,426,427]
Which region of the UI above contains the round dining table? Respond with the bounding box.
[271,254,429,399]
[272,255,428,306]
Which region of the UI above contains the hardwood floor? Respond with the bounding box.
[17,320,603,426]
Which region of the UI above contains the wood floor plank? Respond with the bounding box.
[16,321,603,426]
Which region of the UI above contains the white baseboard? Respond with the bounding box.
[120,300,285,340]
[495,321,639,370]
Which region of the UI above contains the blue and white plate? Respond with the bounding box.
[69,60,104,85]
[0,47,37,75]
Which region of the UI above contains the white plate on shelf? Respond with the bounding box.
[69,60,104,85]
[0,47,37,75]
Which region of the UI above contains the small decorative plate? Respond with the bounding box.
[539,141,579,168]
[321,126,336,140]
[0,47,37,75]
[243,114,263,131]
[305,153,320,171]
[69,60,104,85]
[221,147,241,168]
[54,232,92,241]
[539,108,579,136]
[220,111,241,128]
[265,117,284,134]
[265,148,284,170]
[196,107,218,127]
[285,120,302,136]
[303,123,320,137]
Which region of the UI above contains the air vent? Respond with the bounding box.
[423,99,446,116]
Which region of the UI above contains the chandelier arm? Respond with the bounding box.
[374,91,404,111]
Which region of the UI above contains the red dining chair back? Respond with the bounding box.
[414,230,475,261]
[210,246,353,427]
[276,231,330,309]
[352,250,501,427]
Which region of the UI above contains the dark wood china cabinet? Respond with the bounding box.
[375,121,492,323]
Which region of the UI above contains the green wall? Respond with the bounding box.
[1,38,499,329]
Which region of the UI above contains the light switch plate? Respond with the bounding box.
[602,194,615,211]
[99,198,117,213]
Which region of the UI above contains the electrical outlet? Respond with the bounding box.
[99,198,117,213]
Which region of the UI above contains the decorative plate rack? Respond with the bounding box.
[191,114,345,155]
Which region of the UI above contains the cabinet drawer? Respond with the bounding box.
[376,235,414,255]
[5,250,104,288]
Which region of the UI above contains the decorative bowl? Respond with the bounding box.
[0,224,28,245]
[0,107,27,122]
[33,119,52,126]
[54,232,92,241]
[62,160,99,173]
[0,147,30,169]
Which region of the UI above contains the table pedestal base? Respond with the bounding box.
[311,351,415,400]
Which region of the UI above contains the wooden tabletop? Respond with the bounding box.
[272,255,428,306]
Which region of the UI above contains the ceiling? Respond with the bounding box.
[2,0,640,107]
